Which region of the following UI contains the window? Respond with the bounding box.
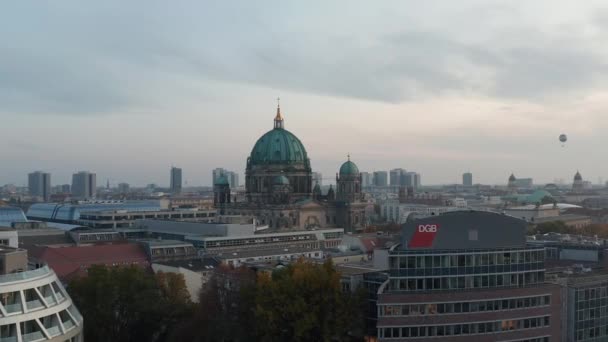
[468,229,478,241]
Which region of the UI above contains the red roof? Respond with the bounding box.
[29,243,150,281]
[359,237,379,253]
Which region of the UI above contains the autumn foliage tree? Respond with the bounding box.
[68,265,193,342]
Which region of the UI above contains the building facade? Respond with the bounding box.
[71,171,96,199]
[377,211,562,341]
[0,246,83,342]
[28,171,51,201]
[463,172,473,187]
[170,167,182,194]
[214,105,367,232]
[374,171,389,187]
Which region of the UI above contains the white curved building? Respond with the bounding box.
[0,263,83,342]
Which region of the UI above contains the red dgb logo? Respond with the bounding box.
[409,223,440,248]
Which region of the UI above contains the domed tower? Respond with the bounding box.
[336,155,362,203]
[508,173,517,191]
[245,103,312,204]
[573,171,584,192]
[214,174,231,214]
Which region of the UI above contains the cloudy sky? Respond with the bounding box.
[2,0,608,187]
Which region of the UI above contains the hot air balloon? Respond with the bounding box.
[559,134,567,147]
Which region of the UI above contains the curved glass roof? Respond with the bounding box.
[0,206,28,224]
[27,200,162,222]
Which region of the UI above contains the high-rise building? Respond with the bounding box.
[28,171,51,201]
[390,168,406,186]
[118,183,130,193]
[71,171,96,199]
[170,167,182,194]
[377,211,561,341]
[402,172,421,189]
[373,171,388,187]
[361,172,372,187]
[226,171,239,188]
[463,172,473,187]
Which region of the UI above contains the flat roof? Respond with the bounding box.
[190,228,344,242]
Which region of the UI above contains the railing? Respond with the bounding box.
[0,266,50,284]
[43,296,56,305]
[4,303,21,314]
[45,326,61,337]
[21,331,44,342]
[0,337,18,342]
[26,300,44,311]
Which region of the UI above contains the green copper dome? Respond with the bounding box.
[249,125,308,166]
[339,160,359,175]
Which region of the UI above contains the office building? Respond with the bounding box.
[71,171,96,199]
[361,172,372,187]
[28,171,51,201]
[402,172,421,189]
[170,167,182,194]
[390,169,406,186]
[463,172,473,187]
[377,211,561,341]
[374,171,388,187]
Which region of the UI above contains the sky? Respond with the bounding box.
[2,0,608,187]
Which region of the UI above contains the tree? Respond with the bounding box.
[68,265,192,342]
[254,259,364,342]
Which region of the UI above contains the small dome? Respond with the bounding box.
[214,175,229,186]
[339,160,359,175]
[508,174,516,182]
[273,175,290,185]
[574,171,582,181]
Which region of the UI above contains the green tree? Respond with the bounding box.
[68,265,192,342]
[254,259,364,342]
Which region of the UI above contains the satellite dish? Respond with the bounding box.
[559,134,567,147]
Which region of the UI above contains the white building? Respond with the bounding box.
[0,253,83,341]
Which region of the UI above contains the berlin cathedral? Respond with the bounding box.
[214,104,367,232]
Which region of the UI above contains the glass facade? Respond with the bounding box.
[379,316,551,339]
[27,201,163,222]
[0,206,28,224]
[380,294,551,317]
[575,286,608,341]
[388,247,545,291]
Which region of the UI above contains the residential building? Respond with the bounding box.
[151,258,219,302]
[377,211,561,341]
[28,171,51,201]
[170,167,182,194]
[29,243,150,282]
[71,171,96,199]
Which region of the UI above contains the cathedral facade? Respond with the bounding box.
[214,105,366,232]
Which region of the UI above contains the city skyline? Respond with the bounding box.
[3,1,608,185]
